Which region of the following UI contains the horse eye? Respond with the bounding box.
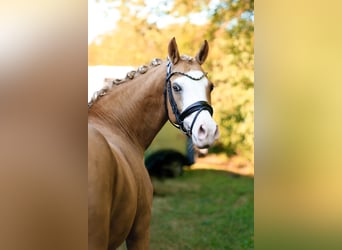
[172,83,182,92]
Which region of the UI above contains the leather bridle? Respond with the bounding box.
[164,59,214,137]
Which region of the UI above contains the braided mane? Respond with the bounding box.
[88,58,163,109]
[88,55,195,109]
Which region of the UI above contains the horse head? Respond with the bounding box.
[165,37,219,149]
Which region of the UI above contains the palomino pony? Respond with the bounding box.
[88,37,219,250]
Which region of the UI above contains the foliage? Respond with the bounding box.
[88,0,254,163]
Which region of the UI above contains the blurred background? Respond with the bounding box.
[88,0,254,249]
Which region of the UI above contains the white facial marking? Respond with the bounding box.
[176,70,208,109]
[174,70,219,148]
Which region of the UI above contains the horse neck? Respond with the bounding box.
[88,63,168,151]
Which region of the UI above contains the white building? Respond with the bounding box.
[88,66,134,102]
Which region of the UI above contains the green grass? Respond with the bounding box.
[150,169,254,250]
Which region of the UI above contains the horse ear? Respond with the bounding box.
[168,37,180,65]
[195,40,209,65]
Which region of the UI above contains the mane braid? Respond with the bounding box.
[88,58,163,109]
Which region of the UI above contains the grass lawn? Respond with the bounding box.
[150,169,254,250]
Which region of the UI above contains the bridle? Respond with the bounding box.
[164,58,214,137]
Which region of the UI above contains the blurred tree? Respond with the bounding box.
[205,0,254,163]
[88,0,254,163]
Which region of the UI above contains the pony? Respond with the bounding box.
[88,37,219,249]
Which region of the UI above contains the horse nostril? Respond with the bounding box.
[198,124,207,139]
[214,125,219,140]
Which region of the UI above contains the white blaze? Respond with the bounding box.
[175,70,219,148]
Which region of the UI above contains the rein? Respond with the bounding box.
[164,59,214,137]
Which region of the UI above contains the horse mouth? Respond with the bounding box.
[193,143,210,150]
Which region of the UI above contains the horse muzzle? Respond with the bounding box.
[183,108,219,148]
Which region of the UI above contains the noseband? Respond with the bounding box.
[164,59,214,137]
